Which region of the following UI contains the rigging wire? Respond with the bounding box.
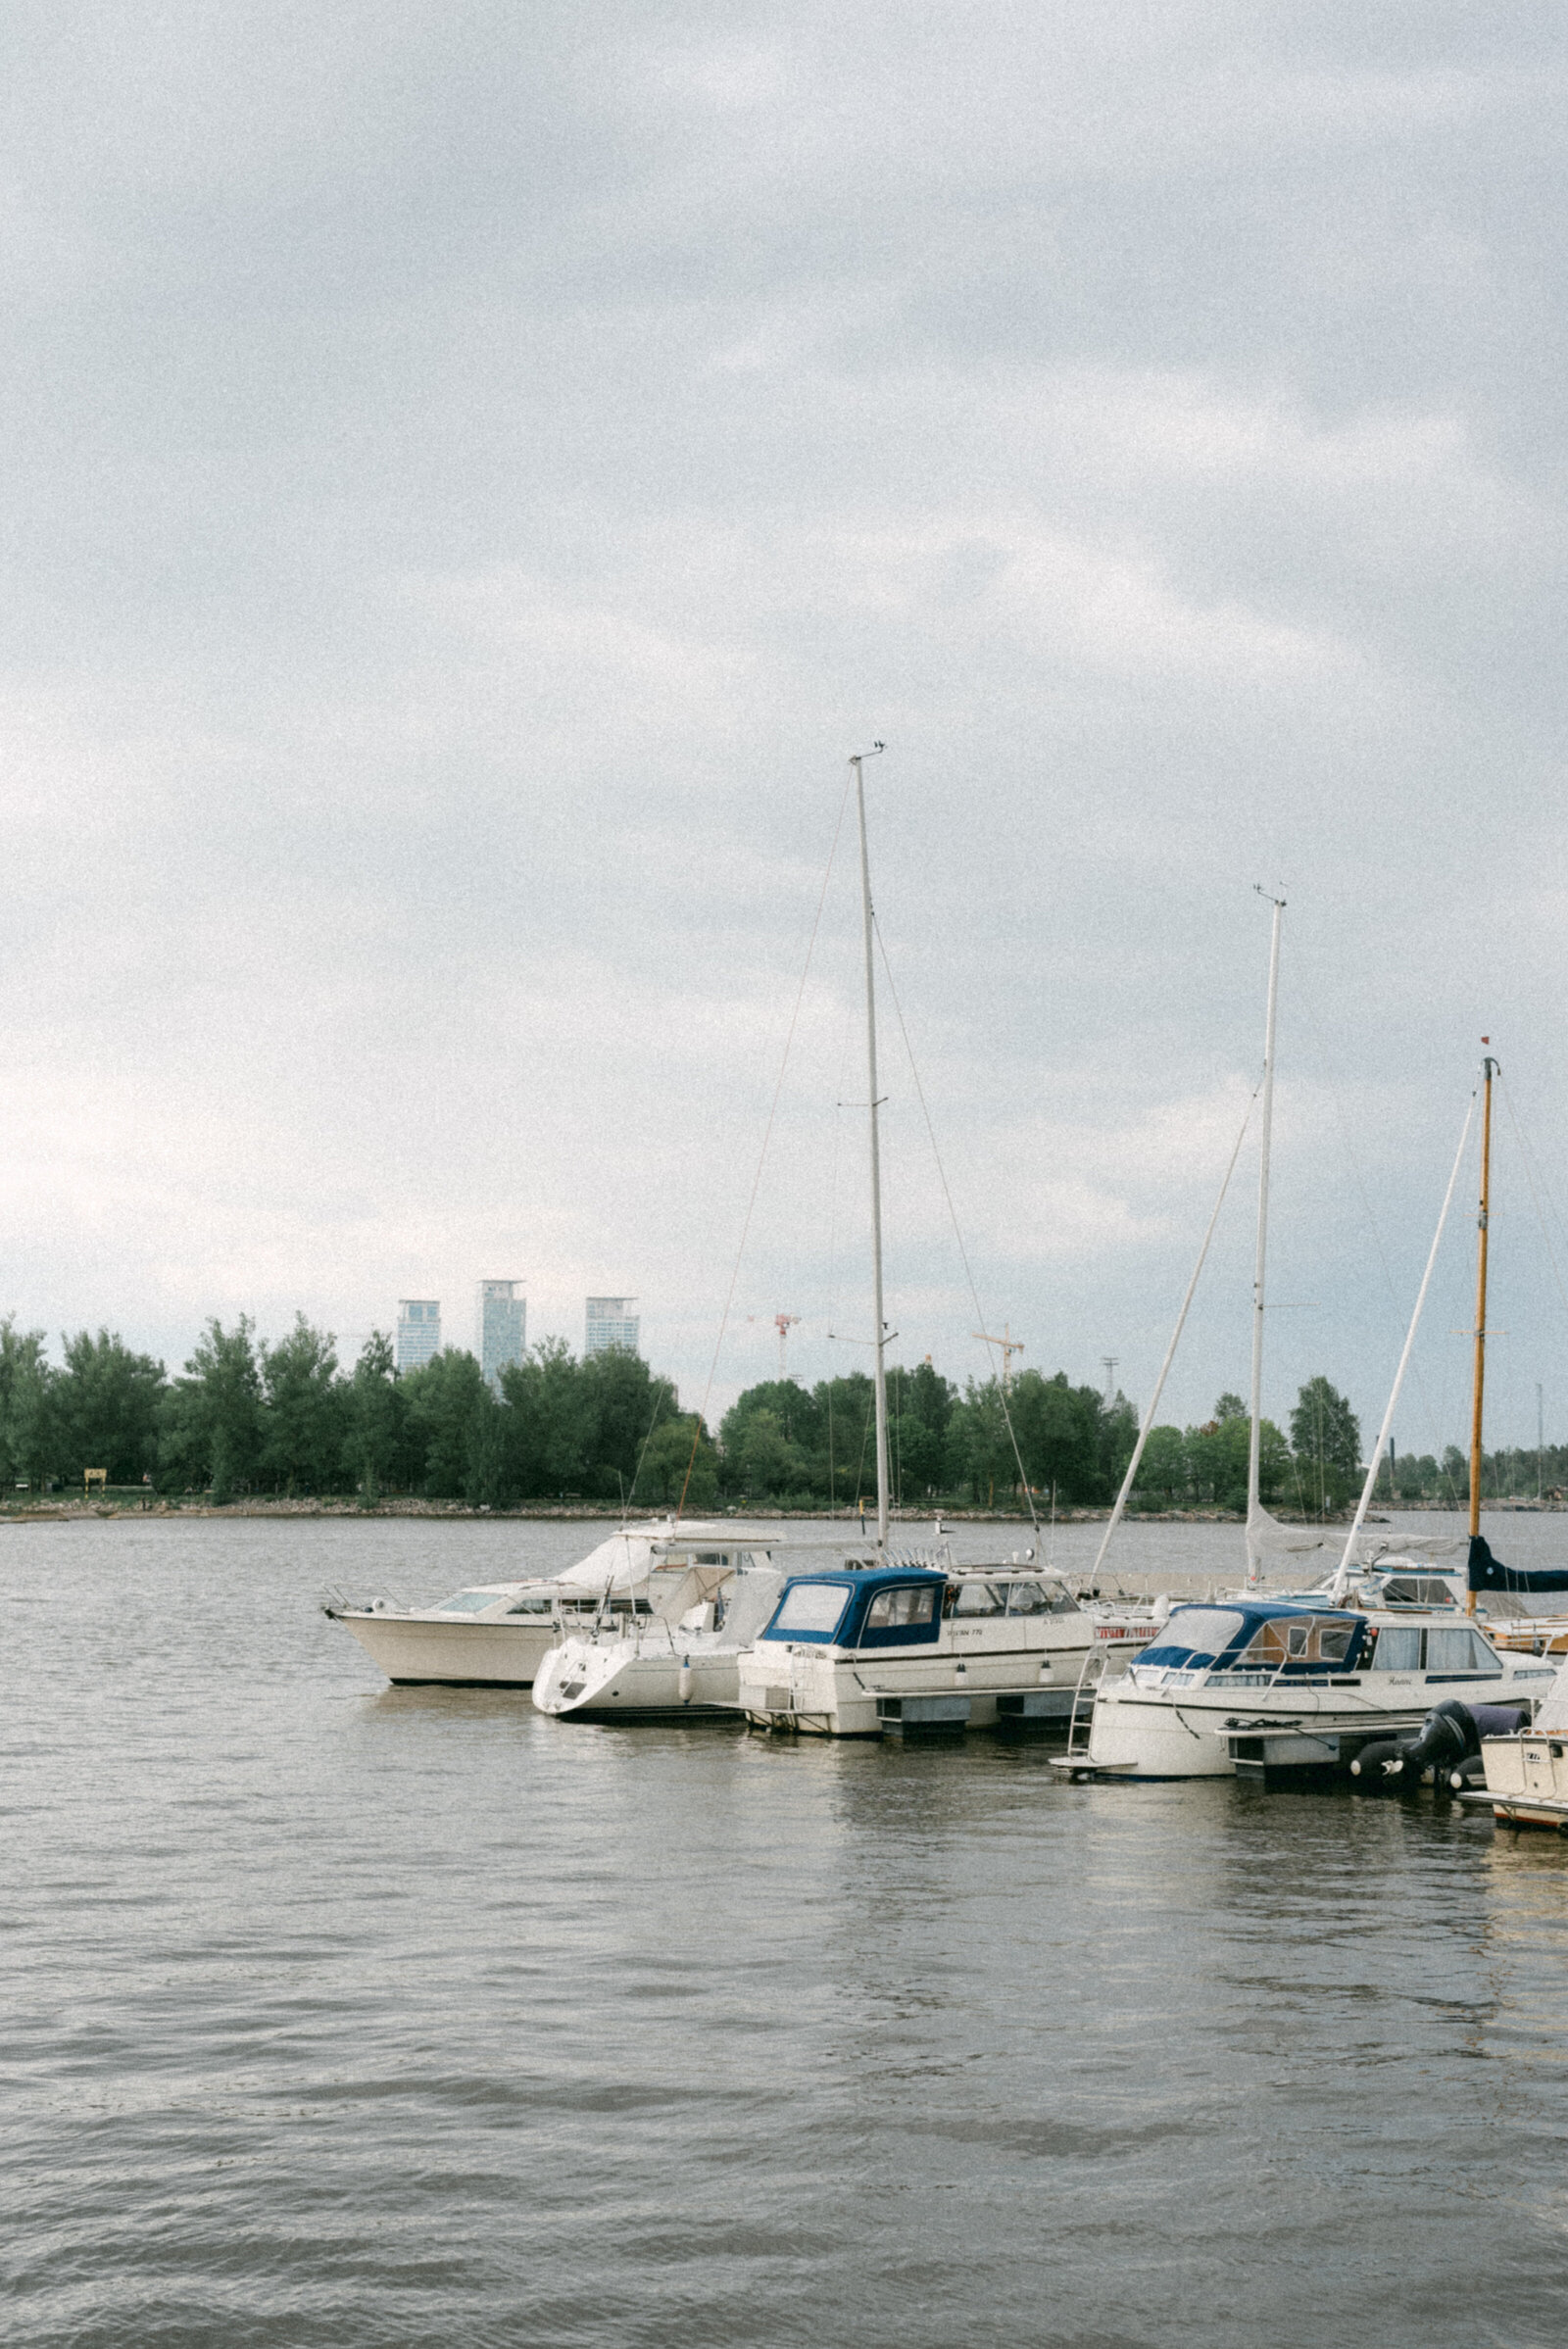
[1294,974,1465,1507]
[675,772,854,1517]
[1499,1070,1568,1325]
[873,920,1040,1536]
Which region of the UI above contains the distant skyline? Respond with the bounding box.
[6,6,1568,1451]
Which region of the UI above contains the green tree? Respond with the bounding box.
[159,1317,263,1500]
[55,1330,167,1484]
[636,1413,717,1508]
[581,1347,666,1499]
[499,1339,595,1497]
[403,1349,497,1500]
[719,1380,823,1499]
[1133,1425,1188,1503]
[342,1332,405,1502]
[260,1315,345,1494]
[1290,1376,1362,1514]
[0,1319,57,1493]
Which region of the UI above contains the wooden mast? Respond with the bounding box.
[1467,1044,1495,1613]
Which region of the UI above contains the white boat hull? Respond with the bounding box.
[736,1632,1093,1737]
[336,1612,560,1687]
[1480,1730,1568,1829]
[534,1635,742,1718]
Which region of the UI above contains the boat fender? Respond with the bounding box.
[678,1656,692,1704]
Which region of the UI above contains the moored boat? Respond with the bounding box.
[734,1560,1146,1737]
[1064,1595,1553,1781]
[326,1520,770,1688]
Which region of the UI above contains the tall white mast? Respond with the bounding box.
[1246,890,1285,1589]
[851,746,890,1547]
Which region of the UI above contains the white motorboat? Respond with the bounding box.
[536,1535,1160,1724]
[1060,1594,1553,1780]
[532,1553,791,1720]
[734,1560,1150,1737]
[326,1520,773,1688]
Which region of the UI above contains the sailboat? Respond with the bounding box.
[1067,990,1554,1779]
[730,752,1140,1737]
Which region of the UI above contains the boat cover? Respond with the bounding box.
[1466,1533,1568,1596]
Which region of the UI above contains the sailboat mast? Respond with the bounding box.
[852,749,890,1547]
[1246,891,1285,1589]
[1467,1046,1495,1612]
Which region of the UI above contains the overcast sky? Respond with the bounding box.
[6,2,1568,1453]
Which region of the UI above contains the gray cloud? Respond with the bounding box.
[4,2,1567,1451]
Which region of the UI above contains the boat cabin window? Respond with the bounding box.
[771,1583,852,1637]
[1426,1626,1495,1674]
[1374,1625,1423,1672]
[864,1585,939,1631]
[433,1590,504,1613]
[505,1594,557,1615]
[1382,1576,1456,1608]
[1233,1617,1356,1669]
[1004,1580,1049,1615]
[950,1581,1007,1618]
[694,1551,729,1567]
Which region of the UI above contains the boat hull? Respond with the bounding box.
[336,1611,559,1687]
[736,1639,1091,1737]
[533,1638,742,1719]
[1480,1731,1568,1828]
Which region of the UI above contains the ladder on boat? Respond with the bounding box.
[1062,1644,1111,1768]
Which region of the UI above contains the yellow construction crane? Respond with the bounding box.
[973,1324,1024,1390]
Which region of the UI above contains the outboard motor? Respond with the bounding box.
[1349,1700,1529,1791]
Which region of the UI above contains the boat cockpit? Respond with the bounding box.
[1130,1601,1369,1689]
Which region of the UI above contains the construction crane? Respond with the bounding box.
[774,1313,801,1381]
[973,1323,1024,1391]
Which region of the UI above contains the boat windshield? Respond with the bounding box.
[432,1590,505,1614]
[770,1582,853,1638]
[1137,1608,1245,1670]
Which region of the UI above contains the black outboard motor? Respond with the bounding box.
[1349,1699,1529,1790]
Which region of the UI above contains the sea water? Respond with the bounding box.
[3,1511,1566,2347]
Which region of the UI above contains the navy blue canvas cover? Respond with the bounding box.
[1467,1534,1568,1595]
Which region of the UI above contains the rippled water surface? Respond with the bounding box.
[6,1513,1568,2347]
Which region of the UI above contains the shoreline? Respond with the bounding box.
[0,1497,1556,1527]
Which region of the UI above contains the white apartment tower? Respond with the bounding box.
[585,1297,640,1357]
[396,1299,441,1372]
[476,1279,526,1391]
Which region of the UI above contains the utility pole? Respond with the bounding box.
[1539,1382,1545,1502]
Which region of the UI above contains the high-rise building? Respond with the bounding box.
[585,1296,640,1357]
[396,1299,441,1372]
[476,1279,526,1390]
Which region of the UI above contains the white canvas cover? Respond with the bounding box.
[1532,1655,1568,1735]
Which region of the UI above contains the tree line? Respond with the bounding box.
[0,1310,1543,1512]
[0,1316,717,1508]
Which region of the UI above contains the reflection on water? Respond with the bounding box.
[2,1515,1567,2348]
